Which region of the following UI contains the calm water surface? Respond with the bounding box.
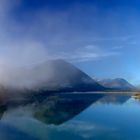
[0,93,140,140]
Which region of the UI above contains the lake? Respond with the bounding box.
[0,93,140,140]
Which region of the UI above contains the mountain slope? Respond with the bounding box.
[97,78,135,91]
[29,59,106,92]
[0,59,106,92]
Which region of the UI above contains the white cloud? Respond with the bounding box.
[0,41,49,66]
[0,0,128,66]
[57,120,118,139]
[50,45,120,62]
[112,46,125,50]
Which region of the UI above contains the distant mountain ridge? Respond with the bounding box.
[96,78,136,91]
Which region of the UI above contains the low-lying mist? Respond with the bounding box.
[0,42,49,86]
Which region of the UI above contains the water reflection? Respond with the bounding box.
[97,94,131,104]
[0,93,139,140]
[0,93,132,125]
[33,93,104,125]
[132,93,140,101]
[0,123,37,140]
[1,93,104,125]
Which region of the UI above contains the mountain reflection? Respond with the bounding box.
[33,93,104,125]
[0,93,132,126]
[0,93,137,140]
[98,94,131,104]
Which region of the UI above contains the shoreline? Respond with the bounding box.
[60,91,138,95]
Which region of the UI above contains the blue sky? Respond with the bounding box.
[0,0,140,85]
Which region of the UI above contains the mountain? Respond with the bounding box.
[97,78,135,91]
[28,59,106,92]
[0,59,106,94]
